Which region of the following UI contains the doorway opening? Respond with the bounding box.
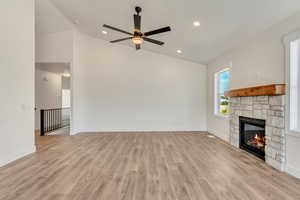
[35,62,71,139]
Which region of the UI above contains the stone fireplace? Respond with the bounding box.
[226,84,286,171]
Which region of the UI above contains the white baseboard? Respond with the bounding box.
[0,145,36,167]
[72,129,207,135]
[208,130,230,142]
[285,164,300,179]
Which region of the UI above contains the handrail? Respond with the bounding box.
[42,107,71,111]
[40,107,71,136]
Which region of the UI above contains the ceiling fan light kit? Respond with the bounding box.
[132,36,144,45]
[103,6,171,50]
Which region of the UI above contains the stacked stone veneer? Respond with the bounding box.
[229,95,285,171]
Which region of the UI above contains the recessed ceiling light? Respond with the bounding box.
[102,30,108,35]
[193,21,201,27]
[177,50,182,54]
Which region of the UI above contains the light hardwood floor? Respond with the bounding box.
[1,132,300,200]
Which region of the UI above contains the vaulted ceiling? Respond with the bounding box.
[42,0,300,64]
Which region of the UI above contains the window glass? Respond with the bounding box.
[290,40,300,131]
[215,69,230,115]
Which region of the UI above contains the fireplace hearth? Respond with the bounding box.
[239,116,266,160]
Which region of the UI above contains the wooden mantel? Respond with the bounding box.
[224,84,286,97]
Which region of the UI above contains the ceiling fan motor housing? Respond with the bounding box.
[135,6,142,14]
[134,31,143,36]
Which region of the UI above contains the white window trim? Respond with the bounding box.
[283,29,300,138]
[214,67,231,118]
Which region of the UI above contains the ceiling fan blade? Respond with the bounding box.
[134,14,141,31]
[143,26,171,36]
[110,37,132,43]
[103,24,133,36]
[143,37,164,45]
[136,44,141,50]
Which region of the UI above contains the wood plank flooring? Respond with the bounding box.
[1,132,300,200]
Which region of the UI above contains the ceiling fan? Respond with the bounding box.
[103,6,171,50]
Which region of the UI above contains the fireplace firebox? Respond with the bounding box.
[239,116,266,160]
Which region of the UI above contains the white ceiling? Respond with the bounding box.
[47,0,300,64]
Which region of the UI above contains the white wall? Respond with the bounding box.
[286,136,300,178]
[207,11,300,141]
[35,0,75,133]
[207,64,231,141]
[62,77,71,90]
[35,67,63,129]
[35,0,74,35]
[284,31,300,179]
[36,30,74,63]
[0,0,35,166]
[35,0,74,64]
[207,11,300,178]
[72,33,207,133]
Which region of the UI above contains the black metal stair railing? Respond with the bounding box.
[40,108,70,136]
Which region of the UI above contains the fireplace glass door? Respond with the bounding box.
[239,117,266,160]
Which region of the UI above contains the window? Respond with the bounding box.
[288,39,300,132]
[214,68,230,116]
